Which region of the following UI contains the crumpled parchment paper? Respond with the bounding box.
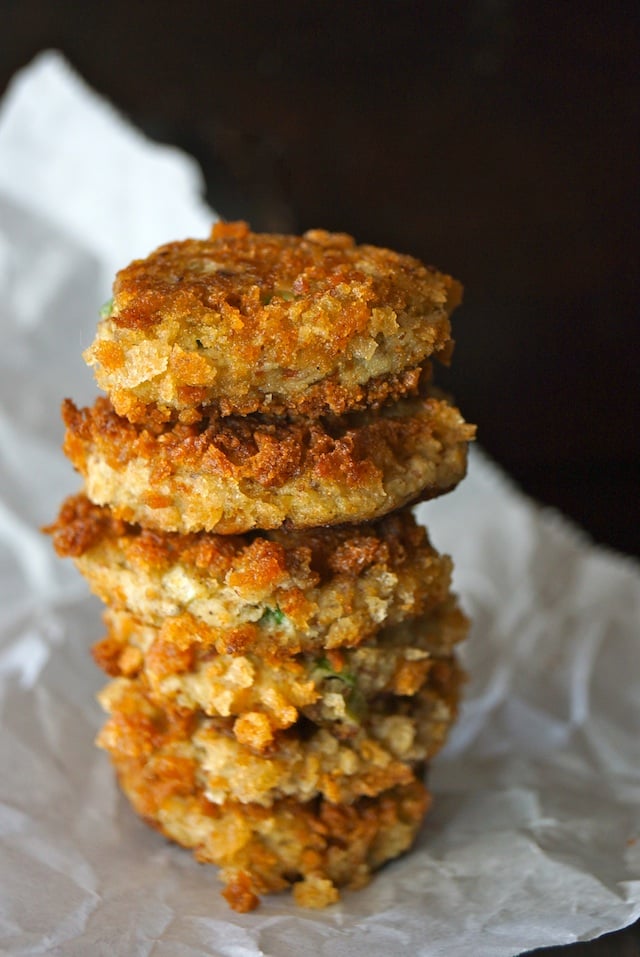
[0,50,638,957]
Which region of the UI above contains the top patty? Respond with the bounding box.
[84,222,461,422]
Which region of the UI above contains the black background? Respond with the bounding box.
[2,2,639,953]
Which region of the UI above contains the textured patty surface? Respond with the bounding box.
[92,601,467,743]
[84,221,461,421]
[62,394,474,533]
[52,220,474,913]
[97,655,461,807]
[48,495,455,652]
[107,754,430,911]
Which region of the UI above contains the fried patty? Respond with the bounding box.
[91,601,468,742]
[84,221,461,421]
[50,219,473,912]
[48,495,455,652]
[62,394,474,533]
[107,751,430,911]
[97,656,461,807]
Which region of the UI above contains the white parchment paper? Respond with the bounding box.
[0,51,638,957]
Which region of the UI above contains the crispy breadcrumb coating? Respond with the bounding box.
[47,221,475,912]
[109,764,430,911]
[97,654,461,807]
[47,495,455,652]
[62,394,474,533]
[84,222,461,421]
[91,600,468,739]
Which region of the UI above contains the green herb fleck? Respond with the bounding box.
[260,605,286,626]
[314,657,357,688]
[99,297,114,319]
[261,288,295,305]
[313,658,366,722]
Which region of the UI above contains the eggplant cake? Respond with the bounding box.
[47,222,474,910]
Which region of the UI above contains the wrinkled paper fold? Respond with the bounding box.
[0,51,638,957]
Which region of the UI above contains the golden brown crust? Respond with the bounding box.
[62,394,474,533]
[84,222,461,420]
[46,495,456,652]
[111,758,430,910]
[50,222,474,912]
[90,601,468,741]
[97,655,462,808]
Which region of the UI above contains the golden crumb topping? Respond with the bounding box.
[85,222,461,419]
[60,394,474,533]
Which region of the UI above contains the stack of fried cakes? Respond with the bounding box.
[47,222,475,911]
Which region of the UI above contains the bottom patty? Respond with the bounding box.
[108,747,429,912]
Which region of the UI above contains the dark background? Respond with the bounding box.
[2,2,639,952]
[3,0,638,560]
